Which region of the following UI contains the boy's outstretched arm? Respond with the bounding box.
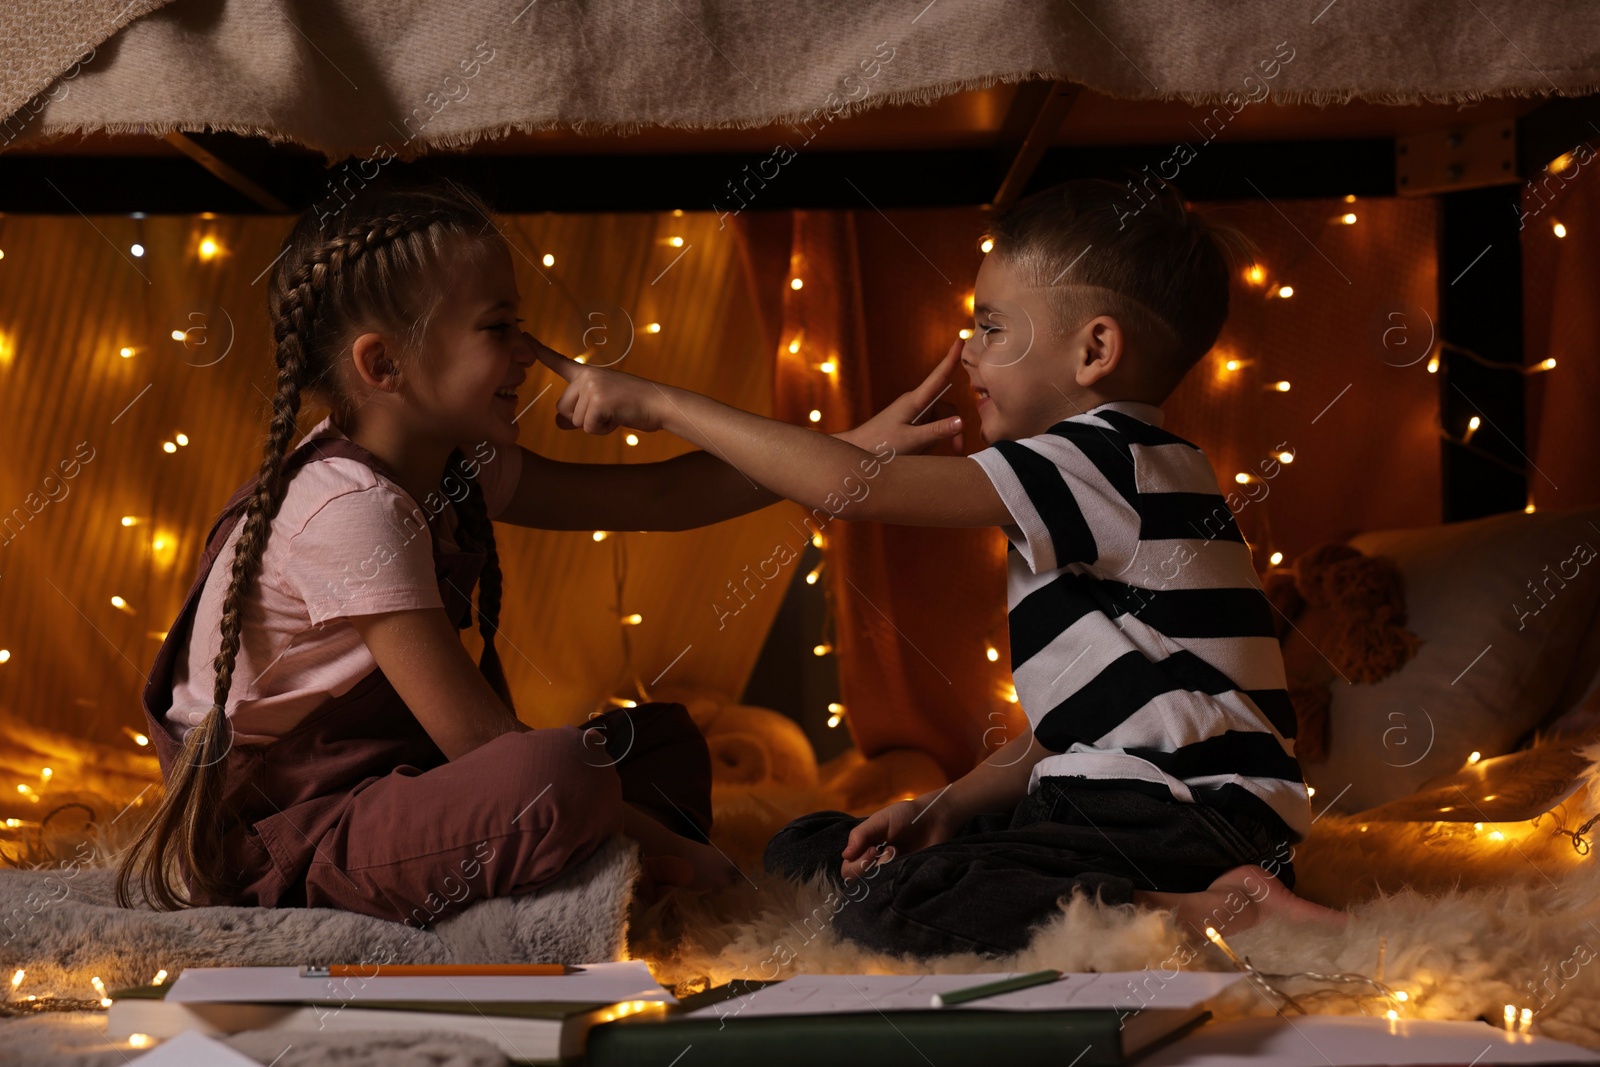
[533,340,1013,529]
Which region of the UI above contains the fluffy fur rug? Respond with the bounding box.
[630,740,1600,1054]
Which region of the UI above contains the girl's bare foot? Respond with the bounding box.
[1132,864,1349,940]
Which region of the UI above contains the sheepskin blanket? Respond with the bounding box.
[9,1,1600,161]
[0,836,638,1065]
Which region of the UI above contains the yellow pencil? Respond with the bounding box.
[298,963,585,978]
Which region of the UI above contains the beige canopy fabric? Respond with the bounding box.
[6,0,1600,161]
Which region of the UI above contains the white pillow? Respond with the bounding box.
[1303,507,1600,814]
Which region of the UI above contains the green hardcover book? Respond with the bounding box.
[585,980,1213,1067]
[107,981,643,1064]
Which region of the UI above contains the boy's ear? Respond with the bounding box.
[351,332,399,392]
[1074,315,1124,388]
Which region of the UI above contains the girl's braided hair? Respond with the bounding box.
[116,181,515,911]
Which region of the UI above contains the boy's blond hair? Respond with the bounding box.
[988,179,1255,399]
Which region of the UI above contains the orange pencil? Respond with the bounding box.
[298,963,585,978]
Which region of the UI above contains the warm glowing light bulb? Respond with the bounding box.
[175,433,188,446]
[808,409,822,423]
[1427,353,1440,374]
[812,533,825,548]
[959,328,973,339]
[1505,1004,1518,1026]
[10,970,22,990]
[819,359,837,374]
[110,596,127,609]
[197,237,220,260]
[805,566,822,585]
[621,612,643,626]
[1273,380,1291,392]
[120,346,135,358]
[152,970,168,985]
[170,330,185,341]
[1270,551,1284,566]
[790,277,803,290]
[625,433,639,446]
[1003,684,1019,704]
[646,322,661,334]
[669,236,684,247]
[39,768,50,781]
[1540,358,1557,370]
[130,243,145,258]
[15,785,29,795]
[1244,264,1266,286]
[1394,991,1408,1002]
[1385,1009,1399,1021]
[1277,450,1294,463]
[1525,503,1537,514]
[121,516,137,527]
[813,644,832,656]
[162,441,177,453]
[132,732,148,746]
[1276,285,1294,299]
[826,702,845,728]
[1341,213,1357,225]
[788,339,801,354]
[1224,359,1241,371]
[542,253,555,267]
[986,645,1000,663]
[1553,221,1568,238]
[980,237,994,254]
[592,531,608,542]
[0,650,9,664]
[1306,785,1314,796]
[1235,472,1251,484]
[1468,750,1481,763]
[128,1034,152,1048]
[963,292,976,315]
[826,713,842,728]
[1468,416,1481,431]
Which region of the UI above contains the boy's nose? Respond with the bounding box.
[515,329,540,364]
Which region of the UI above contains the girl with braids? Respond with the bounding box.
[115,180,963,923]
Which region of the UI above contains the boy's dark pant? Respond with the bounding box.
[763,777,1296,959]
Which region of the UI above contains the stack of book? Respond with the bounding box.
[108,965,1239,1065]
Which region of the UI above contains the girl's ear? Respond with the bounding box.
[351,332,398,391]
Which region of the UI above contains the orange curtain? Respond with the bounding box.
[0,210,802,743]
[1523,170,1600,510]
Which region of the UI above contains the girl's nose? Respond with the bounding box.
[516,330,540,364]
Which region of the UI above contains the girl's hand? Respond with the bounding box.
[838,790,961,882]
[836,339,964,456]
[534,343,665,436]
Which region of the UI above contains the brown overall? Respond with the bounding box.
[137,434,712,927]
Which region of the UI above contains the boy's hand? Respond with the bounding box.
[534,343,665,436]
[838,790,961,881]
[836,339,965,456]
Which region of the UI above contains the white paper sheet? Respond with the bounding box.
[130,1030,261,1066]
[163,960,675,1005]
[684,970,1243,1017]
[1139,1014,1600,1066]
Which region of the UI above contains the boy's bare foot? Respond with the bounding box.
[1132,864,1349,940]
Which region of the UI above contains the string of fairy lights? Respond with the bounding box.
[0,193,1588,1033]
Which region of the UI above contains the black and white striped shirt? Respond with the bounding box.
[969,401,1312,843]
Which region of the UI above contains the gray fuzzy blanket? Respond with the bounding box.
[0,834,639,1065]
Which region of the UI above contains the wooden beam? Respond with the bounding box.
[161,131,290,213]
[992,80,1081,207]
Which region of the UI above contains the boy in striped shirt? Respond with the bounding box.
[534,179,1349,957]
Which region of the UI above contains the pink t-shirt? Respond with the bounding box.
[167,416,524,744]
